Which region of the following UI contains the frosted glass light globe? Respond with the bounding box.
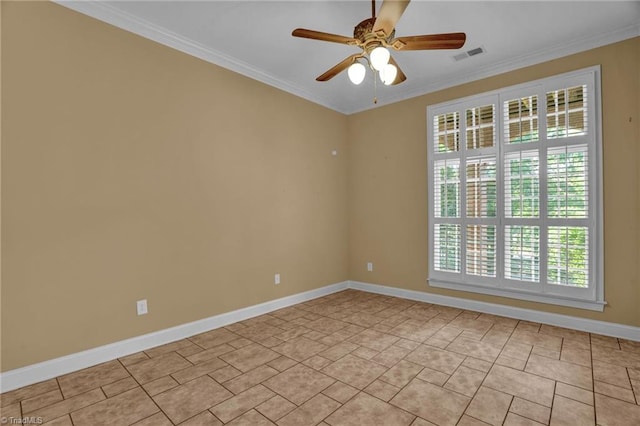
[370,47,390,71]
[347,62,366,85]
[380,63,398,85]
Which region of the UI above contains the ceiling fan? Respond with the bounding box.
[292,0,466,86]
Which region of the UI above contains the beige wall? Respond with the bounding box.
[1,2,348,371]
[1,1,638,374]
[348,37,640,327]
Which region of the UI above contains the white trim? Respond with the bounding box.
[52,0,347,114]
[52,1,640,115]
[428,279,605,312]
[349,280,639,341]
[2,279,638,393]
[593,68,605,305]
[348,23,640,115]
[0,281,349,393]
[427,66,603,309]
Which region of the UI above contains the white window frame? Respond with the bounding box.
[427,66,605,311]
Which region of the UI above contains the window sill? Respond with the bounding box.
[428,279,606,312]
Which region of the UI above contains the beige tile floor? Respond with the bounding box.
[2,289,640,425]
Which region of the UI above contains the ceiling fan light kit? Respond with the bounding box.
[346,53,396,86]
[292,0,467,95]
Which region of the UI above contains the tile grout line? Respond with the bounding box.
[4,289,640,425]
[116,355,178,426]
[592,336,599,426]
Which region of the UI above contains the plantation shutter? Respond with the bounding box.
[427,67,603,310]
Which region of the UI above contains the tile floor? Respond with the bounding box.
[2,289,640,425]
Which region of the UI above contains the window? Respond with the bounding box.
[427,67,604,311]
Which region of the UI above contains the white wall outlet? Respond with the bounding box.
[367,262,373,272]
[274,273,281,285]
[136,299,148,316]
[331,150,337,156]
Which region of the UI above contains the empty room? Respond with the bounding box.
[1,1,639,425]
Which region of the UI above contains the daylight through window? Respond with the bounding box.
[427,67,603,310]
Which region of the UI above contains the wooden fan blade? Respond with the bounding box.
[373,0,410,38]
[392,32,466,51]
[292,28,357,45]
[388,56,406,85]
[316,54,360,82]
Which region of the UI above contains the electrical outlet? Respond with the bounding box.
[136,299,148,316]
[275,273,281,285]
[367,262,373,272]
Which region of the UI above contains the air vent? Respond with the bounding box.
[452,46,486,62]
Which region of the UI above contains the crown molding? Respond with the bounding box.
[54,0,351,114]
[352,21,640,114]
[55,2,639,115]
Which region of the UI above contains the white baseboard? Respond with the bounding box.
[349,280,640,341]
[0,281,349,393]
[3,279,638,393]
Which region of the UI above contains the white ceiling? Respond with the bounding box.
[57,1,640,115]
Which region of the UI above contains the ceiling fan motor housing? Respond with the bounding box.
[354,17,395,53]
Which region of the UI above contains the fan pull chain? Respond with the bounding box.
[373,71,378,104]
